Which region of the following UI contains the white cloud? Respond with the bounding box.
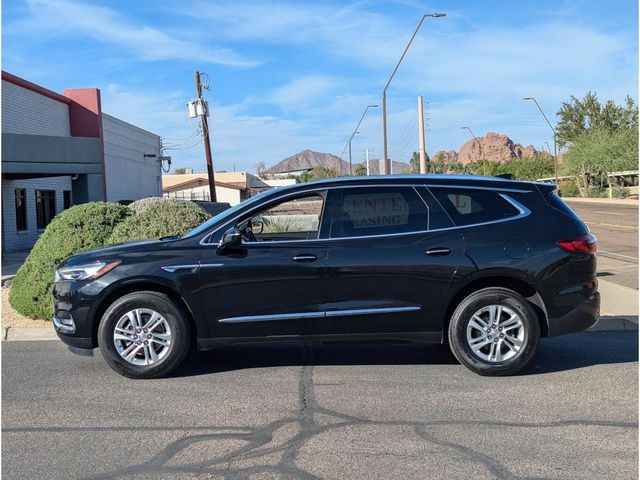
[18,0,259,67]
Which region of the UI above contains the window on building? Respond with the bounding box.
[35,190,56,230]
[429,188,519,226]
[15,189,27,231]
[63,190,72,210]
[331,187,428,238]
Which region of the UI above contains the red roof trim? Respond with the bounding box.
[2,71,71,105]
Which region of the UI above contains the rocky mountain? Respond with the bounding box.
[458,132,538,164]
[266,150,348,174]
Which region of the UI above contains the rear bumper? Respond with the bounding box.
[547,290,600,337]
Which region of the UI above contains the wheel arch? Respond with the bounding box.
[444,274,549,339]
[90,280,201,347]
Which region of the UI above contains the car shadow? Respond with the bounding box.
[169,331,638,378]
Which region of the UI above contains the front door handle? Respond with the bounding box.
[425,248,451,256]
[292,254,318,263]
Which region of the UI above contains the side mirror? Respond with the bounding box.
[218,228,242,252]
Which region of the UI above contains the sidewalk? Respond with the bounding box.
[1,250,29,285]
[590,278,639,332]
[564,197,639,206]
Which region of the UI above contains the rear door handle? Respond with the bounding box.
[292,254,318,263]
[425,248,451,256]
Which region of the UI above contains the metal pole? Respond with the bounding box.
[339,104,378,175]
[195,70,217,202]
[366,148,370,175]
[382,13,445,175]
[418,95,427,174]
[348,138,353,176]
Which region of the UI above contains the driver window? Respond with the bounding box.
[239,194,324,242]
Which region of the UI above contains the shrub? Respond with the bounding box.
[128,196,168,213]
[558,181,581,197]
[9,203,131,319]
[611,186,630,199]
[109,199,209,243]
[587,185,607,198]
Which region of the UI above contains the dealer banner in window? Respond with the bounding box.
[343,192,409,228]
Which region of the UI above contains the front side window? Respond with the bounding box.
[15,189,27,231]
[332,187,428,238]
[430,188,519,226]
[35,190,56,230]
[239,194,325,242]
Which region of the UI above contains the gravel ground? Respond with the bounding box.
[0,287,48,329]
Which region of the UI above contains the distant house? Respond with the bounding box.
[161,172,275,206]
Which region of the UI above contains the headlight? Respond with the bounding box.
[55,261,121,281]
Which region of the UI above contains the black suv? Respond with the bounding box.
[52,175,599,378]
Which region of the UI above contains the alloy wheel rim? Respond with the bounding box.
[466,305,525,363]
[113,308,172,366]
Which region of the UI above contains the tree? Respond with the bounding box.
[556,92,638,148]
[173,167,187,174]
[562,127,638,194]
[354,164,367,176]
[255,162,266,177]
[298,166,337,182]
[409,152,431,173]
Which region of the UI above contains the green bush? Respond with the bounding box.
[9,203,131,319]
[587,185,608,198]
[611,186,630,198]
[109,199,209,243]
[558,181,581,197]
[128,196,168,213]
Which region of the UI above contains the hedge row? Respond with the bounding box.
[9,198,209,319]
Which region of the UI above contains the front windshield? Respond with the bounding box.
[182,188,279,238]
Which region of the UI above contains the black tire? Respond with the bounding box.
[98,291,191,379]
[447,287,540,376]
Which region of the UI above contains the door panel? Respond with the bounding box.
[316,230,466,335]
[199,242,327,338]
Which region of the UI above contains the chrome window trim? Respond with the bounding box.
[200,184,532,246]
[218,305,421,324]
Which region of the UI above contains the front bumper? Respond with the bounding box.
[547,290,600,337]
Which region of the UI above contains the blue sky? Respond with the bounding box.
[3,0,638,173]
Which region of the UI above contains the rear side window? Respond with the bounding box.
[332,187,428,238]
[430,188,519,226]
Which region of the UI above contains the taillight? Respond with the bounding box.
[557,233,597,253]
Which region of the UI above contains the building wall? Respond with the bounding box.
[2,176,71,252]
[1,80,70,137]
[165,185,242,205]
[102,113,162,202]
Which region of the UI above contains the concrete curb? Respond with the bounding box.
[1,317,636,342]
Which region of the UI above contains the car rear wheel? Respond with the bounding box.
[98,291,191,379]
[448,287,540,376]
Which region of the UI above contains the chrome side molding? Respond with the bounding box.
[219,305,421,323]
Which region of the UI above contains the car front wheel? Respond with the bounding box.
[448,287,540,376]
[98,291,191,379]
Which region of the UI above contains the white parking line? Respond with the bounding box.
[598,250,639,261]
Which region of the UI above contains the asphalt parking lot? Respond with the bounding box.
[2,332,637,479]
[566,200,638,289]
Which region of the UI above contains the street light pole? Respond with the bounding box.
[524,97,558,184]
[382,12,445,175]
[461,126,485,175]
[339,104,378,176]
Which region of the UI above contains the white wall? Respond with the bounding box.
[1,80,71,137]
[102,113,162,202]
[2,176,71,252]
[165,185,242,205]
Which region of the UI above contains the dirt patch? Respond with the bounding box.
[1,286,49,329]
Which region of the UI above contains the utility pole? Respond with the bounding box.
[418,96,427,174]
[524,97,558,185]
[366,148,370,175]
[195,70,217,202]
